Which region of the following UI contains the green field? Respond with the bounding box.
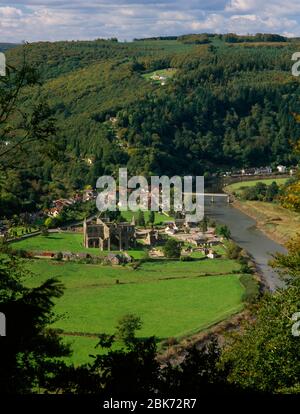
[11,232,97,253]
[10,210,173,257]
[15,233,245,365]
[121,210,171,224]
[225,177,288,194]
[24,258,244,365]
[10,232,147,259]
[26,258,240,288]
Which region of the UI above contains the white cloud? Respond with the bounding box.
[0,6,22,17]
[0,1,300,42]
[225,0,259,12]
[190,14,224,32]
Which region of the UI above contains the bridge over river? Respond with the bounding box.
[184,192,231,202]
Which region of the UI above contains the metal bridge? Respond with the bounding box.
[184,193,231,202]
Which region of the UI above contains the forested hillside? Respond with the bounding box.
[1,35,300,215]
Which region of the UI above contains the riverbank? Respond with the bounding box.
[223,178,299,245]
[230,199,300,245]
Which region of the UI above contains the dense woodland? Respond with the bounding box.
[1,35,300,216]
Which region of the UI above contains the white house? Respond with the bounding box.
[277,165,287,173]
[254,166,272,175]
[47,208,60,218]
[207,249,218,259]
[165,222,178,235]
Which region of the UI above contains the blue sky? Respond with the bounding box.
[1,1,300,42]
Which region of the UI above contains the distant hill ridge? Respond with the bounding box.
[0,43,20,53]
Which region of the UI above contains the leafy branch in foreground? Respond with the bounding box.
[0,46,57,171]
[0,250,71,394]
[221,236,300,394]
[270,234,300,282]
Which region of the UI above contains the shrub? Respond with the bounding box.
[240,274,260,303]
[11,249,31,259]
[216,224,231,239]
[137,210,145,227]
[180,255,193,262]
[165,337,178,346]
[115,314,142,346]
[140,249,150,263]
[44,217,55,229]
[163,239,181,258]
[240,262,254,274]
[241,182,279,202]
[226,242,242,260]
[131,260,142,270]
[56,251,63,261]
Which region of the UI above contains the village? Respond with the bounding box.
[0,164,285,264]
[222,164,297,178]
[81,213,223,261]
[2,207,224,265]
[0,176,225,265]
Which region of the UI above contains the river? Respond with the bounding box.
[204,197,286,291]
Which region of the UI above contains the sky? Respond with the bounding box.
[1,1,300,43]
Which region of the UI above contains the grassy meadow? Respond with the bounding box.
[8,230,246,365]
[121,210,171,224]
[10,232,147,259]
[225,177,289,195]
[22,253,244,365]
